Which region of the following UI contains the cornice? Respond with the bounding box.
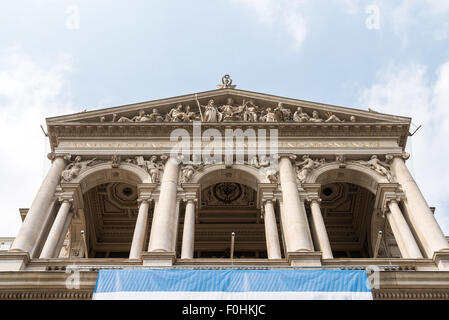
[373,290,449,300]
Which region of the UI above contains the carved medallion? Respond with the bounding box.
[213,182,243,204]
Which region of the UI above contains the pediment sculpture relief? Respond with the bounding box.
[98,98,358,124]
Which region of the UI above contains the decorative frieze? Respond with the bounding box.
[97,97,360,125]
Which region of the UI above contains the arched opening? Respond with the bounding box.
[312,182,375,258]
[72,165,151,258]
[182,166,281,259]
[308,165,400,259]
[83,182,140,258]
[195,181,266,258]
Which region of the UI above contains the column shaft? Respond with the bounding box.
[279,157,314,252]
[181,200,195,259]
[390,156,448,257]
[129,200,150,259]
[310,200,333,259]
[148,158,179,252]
[11,156,67,254]
[40,200,72,259]
[32,200,58,258]
[386,200,423,259]
[54,211,73,258]
[264,200,282,259]
[171,199,181,252]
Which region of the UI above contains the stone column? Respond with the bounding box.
[148,157,179,252]
[54,210,73,258]
[279,156,314,252]
[10,153,68,254]
[309,199,333,259]
[386,200,423,259]
[181,199,195,259]
[389,153,448,257]
[263,200,282,259]
[171,199,181,252]
[129,199,150,259]
[40,200,72,259]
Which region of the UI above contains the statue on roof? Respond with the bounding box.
[217,74,236,89]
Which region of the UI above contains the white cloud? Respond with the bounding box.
[233,0,281,24]
[389,0,449,41]
[338,0,362,15]
[0,48,75,236]
[232,0,308,50]
[423,0,449,14]
[359,61,449,233]
[281,9,307,50]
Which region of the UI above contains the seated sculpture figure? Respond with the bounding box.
[220,98,245,121]
[166,104,186,122]
[147,108,164,122]
[309,110,324,123]
[182,105,198,122]
[293,107,310,122]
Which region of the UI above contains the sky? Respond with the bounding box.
[0,0,449,237]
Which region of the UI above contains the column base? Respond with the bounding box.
[0,252,30,271]
[287,251,322,267]
[142,252,176,267]
[433,251,449,271]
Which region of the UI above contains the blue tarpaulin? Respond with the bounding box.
[93,269,372,300]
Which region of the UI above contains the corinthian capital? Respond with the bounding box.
[278,154,297,162]
[386,152,410,163]
[47,153,71,162]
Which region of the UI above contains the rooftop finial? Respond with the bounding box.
[217,74,236,89]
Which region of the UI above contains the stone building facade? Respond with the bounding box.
[1,77,449,300]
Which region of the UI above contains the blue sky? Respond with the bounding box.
[1,0,449,236]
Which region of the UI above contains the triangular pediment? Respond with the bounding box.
[46,88,411,125]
